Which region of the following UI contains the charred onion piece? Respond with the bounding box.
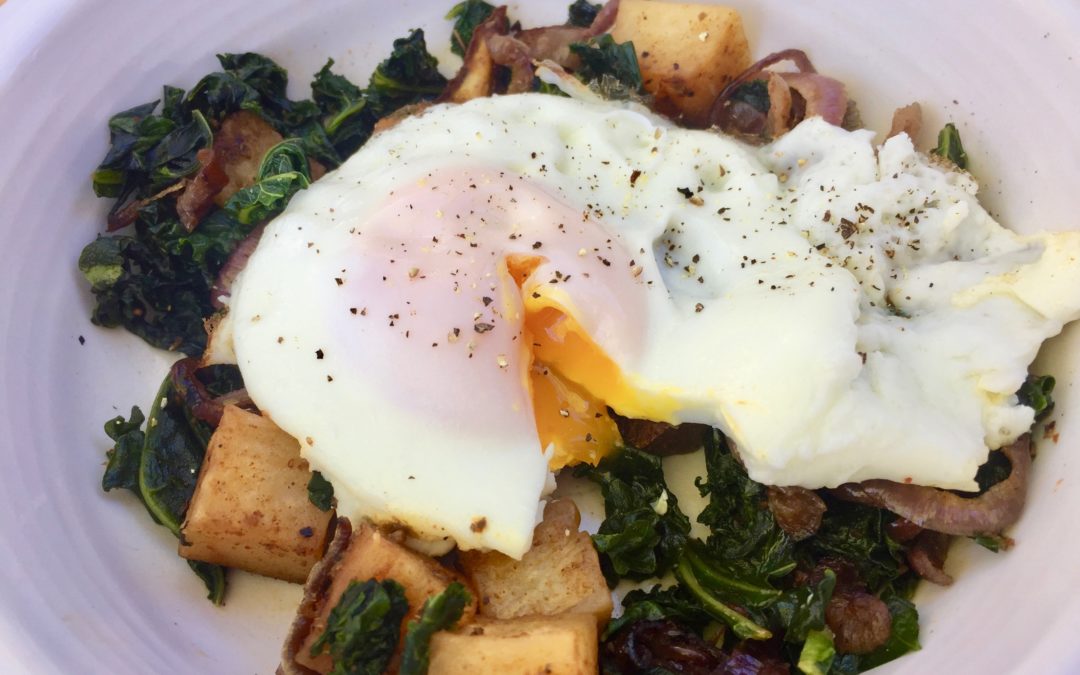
[766,486,826,541]
[777,72,847,126]
[514,0,620,69]
[210,224,265,311]
[612,415,710,457]
[906,530,954,586]
[830,435,1032,536]
[604,620,792,674]
[176,148,229,231]
[439,7,510,103]
[170,357,251,427]
[487,34,536,94]
[603,619,728,675]
[708,48,817,128]
[884,517,923,544]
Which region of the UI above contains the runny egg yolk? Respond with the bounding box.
[505,254,678,469]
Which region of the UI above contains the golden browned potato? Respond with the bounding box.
[460,499,612,625]
[211,110,284,205]
[178,406,333,584]
[610,0,751,126]
[294,521,478,674]
[428,613,598,675]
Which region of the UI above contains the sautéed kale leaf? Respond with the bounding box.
[101,374,226,603]
[575,445,690,584]
[400,582,472,675]
[311,579,409,675]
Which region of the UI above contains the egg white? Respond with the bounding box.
[220,94,1080,556]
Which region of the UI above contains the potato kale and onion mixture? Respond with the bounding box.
[83,1,1077,673]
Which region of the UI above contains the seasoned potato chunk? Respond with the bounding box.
[178,406,333,583]
[211,110,284,205]
[428,613,598,675]
[611,0,751,126]
[294,521,478,674]
[460,499,612,624]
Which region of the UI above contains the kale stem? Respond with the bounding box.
[684,545,782,607]
[675,558,772,640]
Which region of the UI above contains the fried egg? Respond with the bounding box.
[218,93,1080,557]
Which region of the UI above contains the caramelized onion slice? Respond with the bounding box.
[830,435,1032,537]
[170,357,252,427]
[210,224,265,311]
[906,530,954,586]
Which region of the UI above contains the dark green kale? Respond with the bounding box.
[102,406,146,493]
[575,445,690,584]
[729,79,771,113]
[311,29,447,159]
[198,364,245,397]
[79,233,212,355]
[366,30,449,117]
[569,35,643,97]
[308,471,335,512]
[158,139,309,261]
[971,373,1053,493]
[673,553,773,640]
[91,100,167,199]
[101,375,226,603]
[932,122,968,170]
[91,101,211,216]
[184,53,334,164]
[1017,374,1055,421]
[974,446,1013,494]
[796,498,906,594]
[604,584,712,640]
[94,51,323,219]
[80,139,312,356]
[678,540,784,609]
[185,53,289,123]
[446,0,496,56]
[400,582,472,675]
[695,430,795,581]
[600,428,922,673]
[310,579,410,675]
[311,59,367,159]
[221,139,312,224]
[765,570,835,644]
[84,37,448,355]
[567,0,602,27]
[138,379,207,531]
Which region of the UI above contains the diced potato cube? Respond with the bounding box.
[178,405,333,584]
[428,613,598,675]
[611,0,751,126]
[461,499,612,624]
[295,521,478,674]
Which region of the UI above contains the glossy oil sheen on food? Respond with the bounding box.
[221,94,1080,557]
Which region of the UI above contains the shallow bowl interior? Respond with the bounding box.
[1,0,1078,672]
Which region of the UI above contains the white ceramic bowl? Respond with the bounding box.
[1,0,1078,672]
